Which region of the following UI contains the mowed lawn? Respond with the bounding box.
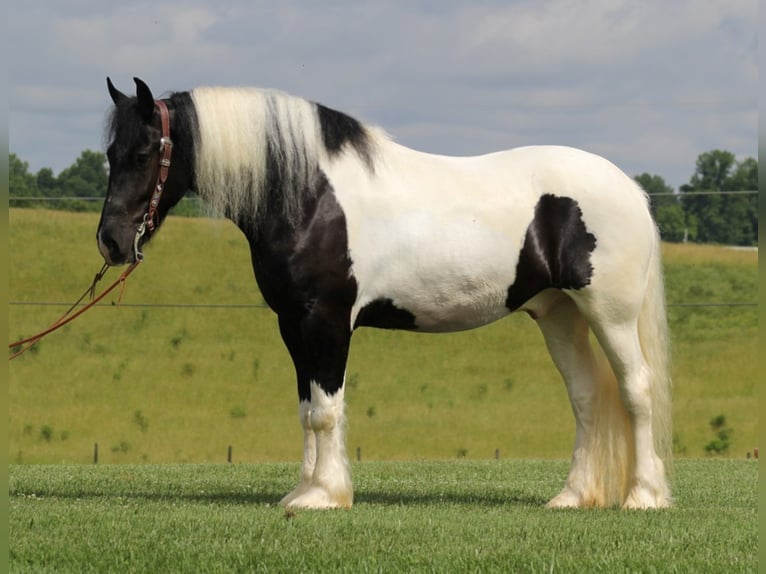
[9,459,758,573]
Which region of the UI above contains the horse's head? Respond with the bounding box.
[97,77,190,265]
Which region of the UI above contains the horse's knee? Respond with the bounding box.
[310,406,339,432]
[308,382,345,432]
[617,372,653,421]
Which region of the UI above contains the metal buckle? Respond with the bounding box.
[159,136,173,153]
[133,215,149,262]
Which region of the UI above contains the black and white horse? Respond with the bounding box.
[98,78,672,509]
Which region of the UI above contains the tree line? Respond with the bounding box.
[9,148,758,245]
[9,151,201,218]
[635,150,757,246]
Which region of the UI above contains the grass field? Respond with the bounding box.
[8,209,759,463]
[9,459,758,573]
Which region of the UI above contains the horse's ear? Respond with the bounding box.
[107,77,127,105]
[134,77,155,122]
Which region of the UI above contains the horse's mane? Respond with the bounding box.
[190,87,377,226]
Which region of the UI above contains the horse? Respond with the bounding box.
[97,77,672,510]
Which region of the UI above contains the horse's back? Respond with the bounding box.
[365,142,651,232]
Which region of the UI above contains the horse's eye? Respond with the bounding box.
[135,152,151,166]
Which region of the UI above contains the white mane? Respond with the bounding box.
[191,86,326,224]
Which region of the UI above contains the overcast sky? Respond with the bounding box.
[9,0,757,190]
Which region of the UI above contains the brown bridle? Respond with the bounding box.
[133,99,173,260]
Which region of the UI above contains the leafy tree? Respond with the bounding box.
[727,157,759,244]
[680,150,758,246]
[728,156,757,190]
[634,173,685,242]
[9,153,40,201]
[55,150,108,211]
[10,150,108,211]
[36,167,59,197]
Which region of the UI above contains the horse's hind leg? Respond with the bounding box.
[535,294,625,508]
[277,312,353,510]
[590,318,671,509]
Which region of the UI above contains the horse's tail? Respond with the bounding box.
[637,226,673,474]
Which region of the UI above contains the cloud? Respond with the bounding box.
[9,0,758,189]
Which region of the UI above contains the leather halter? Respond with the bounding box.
[133,99,173,260]
[147,99,173,231]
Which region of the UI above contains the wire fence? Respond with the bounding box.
[649,190,758,196]
[8,300,757,310]
[9,196,199,203]
[7,190,760,203]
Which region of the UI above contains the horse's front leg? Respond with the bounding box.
[277,313,353,510]
[278,399,317,505]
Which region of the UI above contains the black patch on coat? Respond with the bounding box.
[506,194,597,311]
[354,298,418,330]
[245,170,357,400]
[167,91,198,187]
[316,103,375,169]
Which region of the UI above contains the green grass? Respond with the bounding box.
[9,460,758,573]
[9,209,759,463]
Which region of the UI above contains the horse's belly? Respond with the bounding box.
[395,287,512,332]
[348,214,521,332]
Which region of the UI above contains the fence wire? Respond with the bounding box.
[8,300,757,310]
[8,190,760,203]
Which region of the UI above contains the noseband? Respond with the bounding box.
[133,99,173,260]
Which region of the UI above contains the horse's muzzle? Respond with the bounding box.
[97,224,137,266]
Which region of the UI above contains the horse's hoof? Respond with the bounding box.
[282,486,352,510]
[622,485,672,509]
[279,483,311,507]
[546,489,584,509]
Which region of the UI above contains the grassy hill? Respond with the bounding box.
[8,209,758,463]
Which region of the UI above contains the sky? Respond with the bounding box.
[9,0,758,191]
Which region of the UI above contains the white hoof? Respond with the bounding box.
[622,484,672,510]
[546,488,585,509]
[282,485,352,510]
[279,481,312,507]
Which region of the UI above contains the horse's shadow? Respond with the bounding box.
[355,489,548,508]
[12,486,547,508]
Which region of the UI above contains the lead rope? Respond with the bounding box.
[9,260,142,360]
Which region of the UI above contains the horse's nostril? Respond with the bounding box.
[97,229,125,264]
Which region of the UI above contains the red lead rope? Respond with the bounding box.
[9,261,142,360]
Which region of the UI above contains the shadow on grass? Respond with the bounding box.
[9,462,556,509]
[356,487,549,507]
[11,485,549,509]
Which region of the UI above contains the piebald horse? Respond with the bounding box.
[98,78,672,509]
